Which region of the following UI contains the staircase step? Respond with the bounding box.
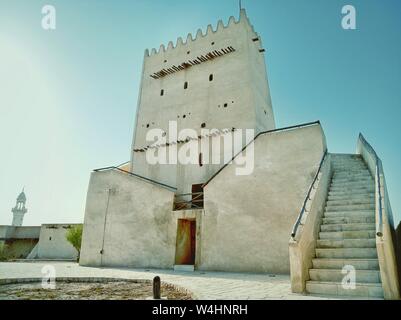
[329,190,375,197]
[332,169,367,173]
[332,166,367,170]
[333,170,369,175]
[332,161,366,165]
[329,186,375,193]
[331,181,374,188]
[324,211,375,218]
[332,176,372,183]
[319,230,376,240]
[317,239,376,249]
[322,216,375,225]
[332,160,365,164]
[332,178,372,184]
[316,248,378,259]
[312,258,379,270]
[328,194,374,201]
[306,281,383,298]
[333,172,370,177]
[333,176,372,182]
[321,223,376,232]
[333,172,371,178]
[309,269,381,283]
[325,203,375,212]
[326,198,374,206]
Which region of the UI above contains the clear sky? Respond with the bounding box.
[0,0,400,226]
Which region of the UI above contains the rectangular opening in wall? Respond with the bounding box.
[174,219,196,266]
[191,184,204,208]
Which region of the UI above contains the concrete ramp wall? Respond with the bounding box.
[201,123,327,273]
[80,169,177,268]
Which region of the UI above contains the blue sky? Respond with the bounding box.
[0,0,400,226]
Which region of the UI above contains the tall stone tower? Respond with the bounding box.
[131,8,275,152]
[130,9,276,193]
[11,189,27,226]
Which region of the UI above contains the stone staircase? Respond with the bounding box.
[306,154,383,298]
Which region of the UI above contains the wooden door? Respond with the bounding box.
[175,219,196,265]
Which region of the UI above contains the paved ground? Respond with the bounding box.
[0,261,365,300]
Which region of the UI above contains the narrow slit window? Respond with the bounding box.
[199,153,203,167]
[184,82,188,89]
[209,74,213,82]
[160,89,164,96]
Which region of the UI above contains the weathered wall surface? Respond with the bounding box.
[201,124,326,274]
[0,226,40,260]
[0,239,38,260]
[131,130,250,194]
[0,226,40,240]
[80,169,177,268]
[36,224,80,260]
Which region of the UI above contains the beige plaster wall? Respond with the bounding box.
[200,123,327,273]
[80,169,177,268]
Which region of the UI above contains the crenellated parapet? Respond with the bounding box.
[144,9,257,59]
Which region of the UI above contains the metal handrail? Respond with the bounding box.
[174,192,204,211]
[175,192,203,197]
[93,166,177,191]
[358,133,383,237]
[291,150,328,239]
[203,121,322,188]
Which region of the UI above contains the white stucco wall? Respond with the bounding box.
[80,169,177,268]
[0,226,40,240]
[36,224,80,260]
[132,9,274,148]
[131,130,251,194]
[130,10,275,194]
[200,123,327,274]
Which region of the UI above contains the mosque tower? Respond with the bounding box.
[11,189,27,226]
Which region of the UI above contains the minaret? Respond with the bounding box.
[11,189,27,226]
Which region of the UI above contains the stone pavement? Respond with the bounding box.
[0,262,369,300]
